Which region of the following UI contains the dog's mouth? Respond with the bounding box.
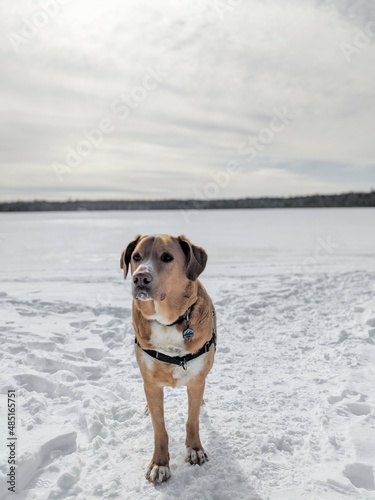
[133,286,152,301]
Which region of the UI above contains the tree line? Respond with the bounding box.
[0,191,374,212]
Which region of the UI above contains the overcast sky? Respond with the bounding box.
[0,0,374,201]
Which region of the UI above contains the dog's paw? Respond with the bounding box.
[185,447,208,465]
[145,464,171,483]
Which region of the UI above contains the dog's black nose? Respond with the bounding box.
[133,272,153,286]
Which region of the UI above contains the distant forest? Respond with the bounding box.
[0,191,374,212]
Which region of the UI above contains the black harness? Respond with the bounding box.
[134,307,216,371]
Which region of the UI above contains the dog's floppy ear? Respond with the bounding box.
[177,235,207,281]
[120,235,142,279]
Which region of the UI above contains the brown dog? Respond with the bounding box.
[120,234,216,483]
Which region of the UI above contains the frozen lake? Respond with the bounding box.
[0,208,374,500]
[0,208,374,278]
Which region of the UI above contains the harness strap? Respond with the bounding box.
[135,309,216,371]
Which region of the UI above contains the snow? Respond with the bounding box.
[0,208,374,500]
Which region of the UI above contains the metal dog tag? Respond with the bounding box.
[183,327,194,340]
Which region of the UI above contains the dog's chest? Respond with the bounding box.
[146,322,204,387]
[150,322,186,355]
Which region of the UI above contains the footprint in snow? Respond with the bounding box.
[69,320,95,329]
[333,400,372,417]
[344,403,372,416]
[337,330,349,343]
[343,462,375,490]
[84,347,108,361]
[354,306,365,313]
[217,346,230,354]
[17,308,37,317]
[328,389,367,405]
[14,373,59,398]
[367,328,375,344]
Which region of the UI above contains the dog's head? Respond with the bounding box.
[120,234,207,303]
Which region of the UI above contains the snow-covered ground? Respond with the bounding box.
[0,208,374,500]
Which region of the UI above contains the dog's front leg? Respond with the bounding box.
[185,379,208,465]
[143,382,170,483]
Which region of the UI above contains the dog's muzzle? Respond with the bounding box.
[133,272,153,300]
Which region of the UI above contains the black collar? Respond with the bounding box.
[166,304,193,327]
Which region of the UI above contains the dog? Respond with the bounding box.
[120,234,216,483]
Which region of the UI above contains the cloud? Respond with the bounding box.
[0,0,374,201]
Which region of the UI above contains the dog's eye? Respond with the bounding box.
[133,253,142,262]
[161,252,173,263]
